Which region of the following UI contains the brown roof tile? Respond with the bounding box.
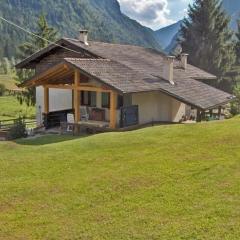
[17,38,234,110]
[64,57,233,110]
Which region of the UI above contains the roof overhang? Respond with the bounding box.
[157,89,235,110]
[127,87,235,111]
[193,76,217,81]
[19,60,122,94]
[15,38,101,69]
[19,62,72,87]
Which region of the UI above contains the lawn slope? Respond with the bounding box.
[0,74,35,120]
[0,96,35,120]
[0,119,240,239]
[0,74,17,90]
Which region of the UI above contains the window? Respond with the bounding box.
[90,92,96,107]
[81,91,88,105]
[102,93,110,108]
[81,91,96,107]
[101,94,123,109]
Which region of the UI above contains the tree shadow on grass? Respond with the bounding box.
[14,134,90,146]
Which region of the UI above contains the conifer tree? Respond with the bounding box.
[235,20,240,64]
[180,0,235,91]
[229,19,240,114]
[18,14,58,59]
[16,14,58,106]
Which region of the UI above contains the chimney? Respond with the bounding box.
[163,56,175,85]
[180,53,188,70]
[79,30,89,45]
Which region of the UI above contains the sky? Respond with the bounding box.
[118,0,194,30]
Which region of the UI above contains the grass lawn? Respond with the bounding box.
[0,118,240,239]
[0,74,18,90]
[0,95,35,120]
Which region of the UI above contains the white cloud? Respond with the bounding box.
[118,0,193,30]
[118,0,175,30]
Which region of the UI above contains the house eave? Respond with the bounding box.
[125,89,235,111]
[19,60,123,95]
[15,38,102,69]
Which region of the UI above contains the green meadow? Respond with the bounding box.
[0,95,35,120]
[0,118,239,239]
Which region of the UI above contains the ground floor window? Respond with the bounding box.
[81,91,96,107]
[101,93,123,109]
[102,93,110,108]
[79,92,123,109]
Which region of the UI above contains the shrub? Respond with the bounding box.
[8,117,27,140]
[230,101,239,115]
[0,83,6,96]
[231,85,240,115]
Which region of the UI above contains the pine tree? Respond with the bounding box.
[16,14,58,106]
[180,0,235,91]
[235,20,240,64]
[18,14,58,59]
[230,19,240,114]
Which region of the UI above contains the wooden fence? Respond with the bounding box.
[0,118,36,130]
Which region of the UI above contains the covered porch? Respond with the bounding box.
[43,70,118,131]
[23,61,139,133]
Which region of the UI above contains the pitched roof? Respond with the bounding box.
[17,38,235,110]
[64,58,233,110]
[65,38,216,81]
[16,38,216,81]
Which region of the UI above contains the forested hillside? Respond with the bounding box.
[0,0,161,58]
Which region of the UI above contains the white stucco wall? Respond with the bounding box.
[36,87,73,126]
[132,91,186,124]
[171,99,186,122]
[36,87,184,127]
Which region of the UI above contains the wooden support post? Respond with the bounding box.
[43,86,49,114]
[110,91,117,129]
[209,109,213,117]
[218,106,222,120]
[196,109,201,122]
[74,70,81,124]
[201,111,206,121]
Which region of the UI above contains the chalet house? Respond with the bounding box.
[17,30,234,130]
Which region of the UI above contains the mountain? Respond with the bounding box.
[165,33,180,54]
[0,0,161,58]
[154,20,182,50]
[155,0,240,53]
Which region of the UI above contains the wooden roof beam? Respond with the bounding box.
[22,63,70,87]
[39,71,74,86]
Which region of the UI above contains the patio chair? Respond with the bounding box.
[80,106,89,121]
[67,113,75,132]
